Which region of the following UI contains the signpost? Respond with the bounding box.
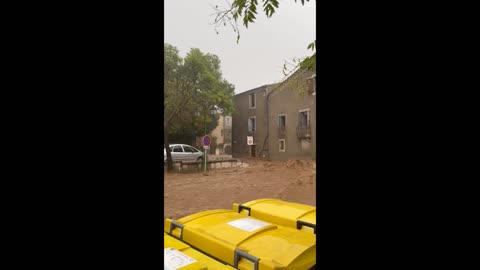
[247,136,253,146]
[202,135,211,175]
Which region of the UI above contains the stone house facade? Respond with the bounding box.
[232,69,316,160]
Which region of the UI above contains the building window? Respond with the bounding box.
[297,109,311,139]
[306,74,316,95]
[277,114,287,139]
[279,139,286,152]
[225,116,231,128]
[249,93,256,109]
[298,109,310,128]
[248,117,256,133]
[278,114,286,128]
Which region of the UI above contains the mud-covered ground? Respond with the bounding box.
[164,159,316,219]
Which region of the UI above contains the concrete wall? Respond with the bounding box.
[211,114,225,145]
[194,114,232,155]
[267,70,316,161]
[232,86,268,158]
[164,159,242,173]
[210,115,232,155]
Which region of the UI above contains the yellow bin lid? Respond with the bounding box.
[165,209,316,270]
[233,199,316,234]
[164,233,235,270]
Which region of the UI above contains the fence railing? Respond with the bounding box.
[296,125,311,139]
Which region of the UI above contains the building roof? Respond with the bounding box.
[234,68,316,98]
[234,84,270,97]
[266,69,315,97]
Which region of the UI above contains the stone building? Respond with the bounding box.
[232,69,316,160]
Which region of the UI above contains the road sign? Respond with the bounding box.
[247,136,253,145]
[202,135,211,146]
[203,146,210,150]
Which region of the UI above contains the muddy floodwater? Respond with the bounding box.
[164,159,316,220]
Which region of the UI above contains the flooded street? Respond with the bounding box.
[164,159,316,219]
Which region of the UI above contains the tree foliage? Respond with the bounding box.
[164,43,235,169]
[212,0,316,74]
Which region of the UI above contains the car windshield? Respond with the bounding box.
[181,146,190,152]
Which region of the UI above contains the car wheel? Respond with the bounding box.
[197,157,203,162]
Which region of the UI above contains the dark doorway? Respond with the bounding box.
[224,145,232,155]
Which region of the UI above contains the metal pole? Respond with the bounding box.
[204,110,207,174]
[204,148,207,174]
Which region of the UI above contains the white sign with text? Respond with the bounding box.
[247,136,253,145]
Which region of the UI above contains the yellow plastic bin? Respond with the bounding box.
[164,233,236,270]
[232,199,316,234]
[165,209,316,270]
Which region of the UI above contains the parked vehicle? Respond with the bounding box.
[164,144,204,162]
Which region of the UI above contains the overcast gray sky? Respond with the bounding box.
[165,0,316,94]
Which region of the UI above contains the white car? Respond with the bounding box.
[164,144,204,162]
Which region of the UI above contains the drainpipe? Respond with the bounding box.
[258,85,273,159]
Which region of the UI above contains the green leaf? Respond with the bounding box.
[250,1,257,13]
[271,0,279,8]
[243,16,249,28]
[307,42,314,50]
[264,4,273,17]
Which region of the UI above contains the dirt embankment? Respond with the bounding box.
[164,159,316,220]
